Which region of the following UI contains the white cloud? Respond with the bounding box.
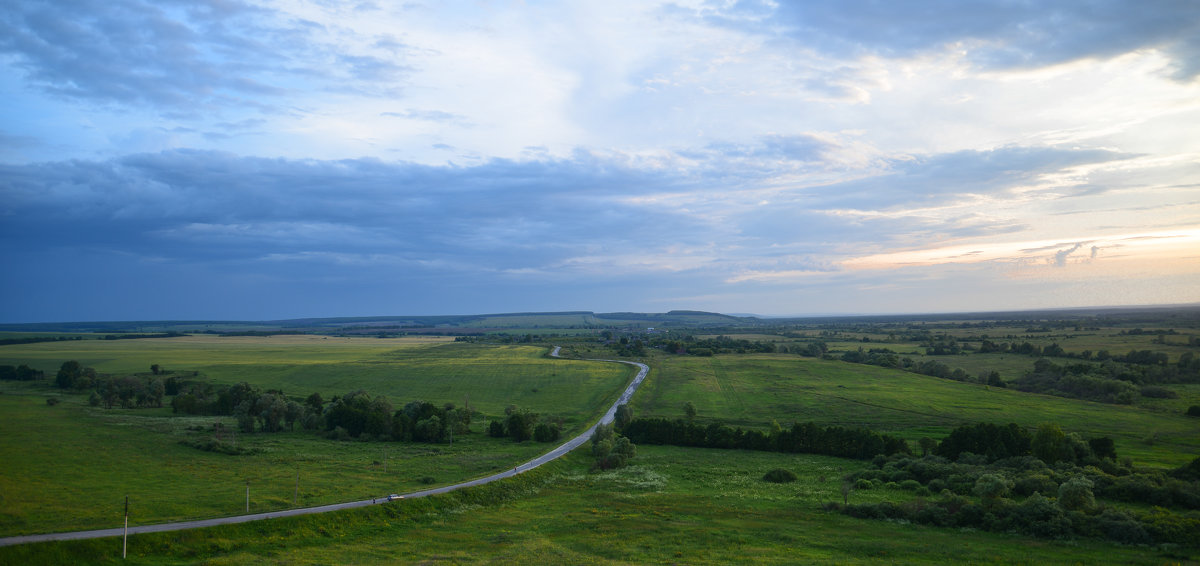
[3,0,1199,320]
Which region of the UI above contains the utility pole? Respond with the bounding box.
[245,480,250,513]
[122,495,128,559]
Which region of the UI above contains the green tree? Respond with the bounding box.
[234,399,256,433]
[55,360,82,389]
[683,401,697,423]
[534,422,561,442]
[591,423,635,469]
[147,378,166,408]
[284,400,304,431]
[305,392,324,413]
[613,436,636,461]
[1032,423,1068,465]
[488,419,506,438]
[415,415,446,443]
[614,404,633,430]
[918,437,937,457]
[506,410,536,442]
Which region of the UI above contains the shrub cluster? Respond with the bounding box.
[591,423,636,470]
[486,406,561,443]
[834,492,1170,545]
[763,468,798,483]
[836,441,1200,546]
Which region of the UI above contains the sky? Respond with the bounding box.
[2,0,1199,322]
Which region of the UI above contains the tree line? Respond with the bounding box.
[0,364,44,381]
[621,417,909,460]
[0,335,85,346]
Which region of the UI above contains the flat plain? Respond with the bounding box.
[1,311,1198,564]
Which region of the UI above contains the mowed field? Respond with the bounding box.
[631,354,1200,468]
[1,447,1182,565]
[0,337,633,536]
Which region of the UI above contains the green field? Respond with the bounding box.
[0,336,630,428]
[3,316,1200,563]
[632,354,1200,468]
[2,447,1187,565]
[0,337,632,536]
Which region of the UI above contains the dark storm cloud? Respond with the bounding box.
[1,141,1123,288]
[686,0,1200,80]
[0,149,705,273]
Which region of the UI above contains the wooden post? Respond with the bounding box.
[294,470,299,506]
[122,495,128,559]
[245,481,250,513]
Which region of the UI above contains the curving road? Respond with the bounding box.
[0,347,648,547]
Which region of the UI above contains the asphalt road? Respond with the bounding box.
[0,347,649,547]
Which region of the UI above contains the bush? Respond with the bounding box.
[1058,476,1096,511]
[330,426,351,441]
[1171,456,1200,483]
[763,468,798,483]
[854,478,873,490]
[1186,405,1200,417]
[1140,385,1178,399]
[973,473,1012,504]
[178,438,256,456]
[899,479,922,491]
[1014,473,1058,497]
[533,422,561,443]
[1095,509,1152,545]
[488,419,506,438]
[45,397,60,406]
[1011,492,1070,538]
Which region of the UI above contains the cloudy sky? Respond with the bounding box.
[2,0,1199,322]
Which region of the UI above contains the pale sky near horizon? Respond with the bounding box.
[2,1,1199,322]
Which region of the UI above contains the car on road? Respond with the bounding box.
[387,494,403,501]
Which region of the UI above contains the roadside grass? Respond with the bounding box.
[3,446,1189,565]
[0,340,632,536]
[632,354,1200,468]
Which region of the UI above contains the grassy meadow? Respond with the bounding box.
[632,354,1200,468]
[0,336,631,431]
[0,337,632,536]
[2,313,1199,564]
[2,446,1189,565]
